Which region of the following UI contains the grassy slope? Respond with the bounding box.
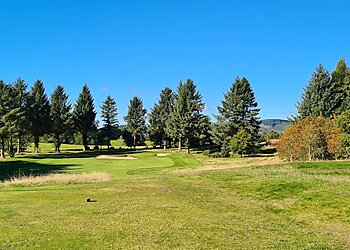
[0,146,349,249]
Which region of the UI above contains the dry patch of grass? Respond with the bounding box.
[1,172,111,186]
[176,156,284,174]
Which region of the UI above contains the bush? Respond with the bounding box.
[220,151,230,158]
[209,152,221,158]
[203,150,211,156]
[93,145,99,150]
[109,146,115,151]
[145,140,154,148]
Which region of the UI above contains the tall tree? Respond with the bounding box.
[124,96,147,148]
[50,85,71,152]
[149,87,174,149]
[167,79,205,152]
[297,64,343,119]
[101,95,118,149]
[27,80,52,153]
[211,77,260,152]
[332,58,350,112]
[73,84,96,151]
[13,78,28,153]
[0,80,11,158]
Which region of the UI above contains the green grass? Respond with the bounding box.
[0,148,350,249]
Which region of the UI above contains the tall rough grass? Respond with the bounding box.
[1,172,111,186]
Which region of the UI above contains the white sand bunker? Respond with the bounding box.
[96,155,137,160]
[156,153,170,157]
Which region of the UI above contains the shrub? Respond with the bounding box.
[209,152,221,158]
[93,145,99,150]
[220,151,230,158]
[203,150,211,156]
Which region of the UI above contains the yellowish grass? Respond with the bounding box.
[175,156,284,174]
[1,172,111,186]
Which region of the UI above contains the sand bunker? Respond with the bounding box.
[156,153,170,157]
[96,155,137,160]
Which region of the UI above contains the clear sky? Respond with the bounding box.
[1,0,349,123]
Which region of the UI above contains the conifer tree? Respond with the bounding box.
[27,80,52,153]
[73,84,96,151]
[50,85,71,152]
[332,58,350,112]
[124,96,147,148]
[297,64,343,119]
[13,78,28,153]
[0,80,11,158]
[101,95,118,149]
[167,79,205,152]
[149,87,174,149]
[211,77,260,152]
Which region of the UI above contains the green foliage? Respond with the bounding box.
[230,130,254,157]
[124,96,147,147]
[50,85,71,152]
[297,61,349,119]
[149,87,174,148]
[101,95,118,148]
[72,84,97,150]
[211,77,260,152]
[167,79,205,152]
[27,80,52,152]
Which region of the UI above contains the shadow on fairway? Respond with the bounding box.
[0,160,80,181]
[19,148,141,160]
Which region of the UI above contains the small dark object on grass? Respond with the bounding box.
[86,198,97,202]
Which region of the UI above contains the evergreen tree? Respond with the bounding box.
[0,81,12,158]
[211,77,260,152]
[149,87,174,149]
[50,85,71,152]
[332,58,350,112]
[27,80,52,153]
[124,96,147,148]
[101,95,118,149]
[297,64,343,119]
[13,78,28,153]
[167,79,205,152]
[73,84,97,151]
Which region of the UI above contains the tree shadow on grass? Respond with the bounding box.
[0,160,80,181]
[19,148,142,160]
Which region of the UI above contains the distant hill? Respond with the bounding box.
[260,119,290,132]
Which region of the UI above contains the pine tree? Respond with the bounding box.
[13,78,28,153]
[0,80,12,158]
[332,58,350,112]
[297,64,343,119]
[124,96,147,148]
[211,77,260,152]
[101,95,118,149]
[27,80,52,153]
[73,84,97,151]
[50,85,71,152]
[167,79,205,152]
[149,87,174,149]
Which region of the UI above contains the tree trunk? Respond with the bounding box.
[163,140,167,150]
[34,136,39,153]
[133,135,136,149]
[82,133,88,151]
[0,138,5,158]
[17,136,21,154]
[178,138,182,152]
[54,133,61,153]
[308,146,311,162]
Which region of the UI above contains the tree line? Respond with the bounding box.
[0,76,262,158]
[279,58,350,161]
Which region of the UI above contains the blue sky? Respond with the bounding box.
[0,0,349,124]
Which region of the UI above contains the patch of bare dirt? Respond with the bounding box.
[156,153,170,157]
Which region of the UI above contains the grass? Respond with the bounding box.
[0,145,350,249]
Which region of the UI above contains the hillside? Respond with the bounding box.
[260,119,290,132]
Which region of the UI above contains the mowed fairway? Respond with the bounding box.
[0,146,350,249]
